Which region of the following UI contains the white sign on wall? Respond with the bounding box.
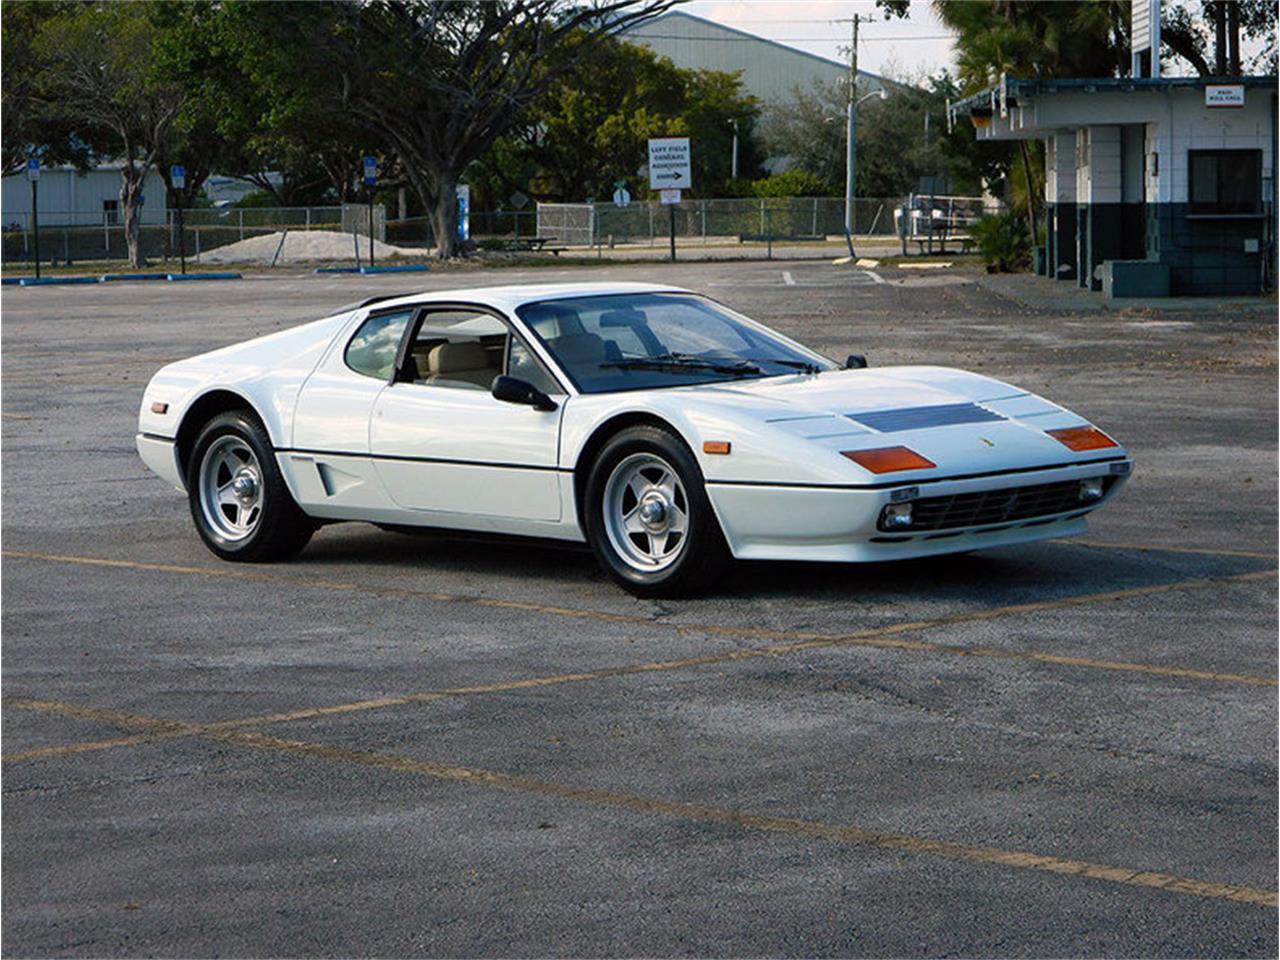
[648,137,691,190]
[1205,84,1245,107]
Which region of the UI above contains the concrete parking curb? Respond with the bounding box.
[101,273,170,282]
[165,272,242,281]
[358,264,429,274]
[17,276,100,286]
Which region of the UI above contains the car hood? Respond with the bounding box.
[651,365,1125,485]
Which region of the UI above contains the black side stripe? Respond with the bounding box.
[276,446,570,473]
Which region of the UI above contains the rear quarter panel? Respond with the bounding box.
[138,313,355,447]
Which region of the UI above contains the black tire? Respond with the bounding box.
[583,424,730,597]
[186,410,315,562]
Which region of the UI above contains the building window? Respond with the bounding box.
[1188,150,1262,214]
[102,199,119,225]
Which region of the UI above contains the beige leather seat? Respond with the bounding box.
[426,341,496,389]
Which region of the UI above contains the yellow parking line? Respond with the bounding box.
[1055,539,1275,560]
[1,552,1274,767]
[5,565,1275,766]
[3,696,1275,909]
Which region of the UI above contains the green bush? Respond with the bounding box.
[748,169,835,198]
[972,211,1030,272]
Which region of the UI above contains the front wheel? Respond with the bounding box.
[583,425,729,597]
[187,410,315,562]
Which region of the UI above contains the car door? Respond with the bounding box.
[287,306,418,515]
[369,307,566,522]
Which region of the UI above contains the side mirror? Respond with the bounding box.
[845,354,868,369]
[492,375,558,412]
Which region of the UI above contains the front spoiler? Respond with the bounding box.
[136,433,185,491]
[706,459,1132,562]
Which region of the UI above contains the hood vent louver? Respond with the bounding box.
[846,402,1006,433]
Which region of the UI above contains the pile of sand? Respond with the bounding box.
[202,230,424,265]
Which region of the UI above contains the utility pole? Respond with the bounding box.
[838,14,863,258]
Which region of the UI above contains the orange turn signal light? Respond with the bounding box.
[841,446,936,474]
[1046,425,1117,452]
[703,440,732,455]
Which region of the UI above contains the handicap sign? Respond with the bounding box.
[363,155,378,187]
[170,165,186,190]
[25,158,39,182]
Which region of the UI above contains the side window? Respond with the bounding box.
[507,337,561,395]
[410,310,508,391]
[345,309,413,380]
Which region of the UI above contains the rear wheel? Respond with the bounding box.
[584,425,729,597]
[187,410,315,562]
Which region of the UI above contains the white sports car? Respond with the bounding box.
[137,282,1132,595]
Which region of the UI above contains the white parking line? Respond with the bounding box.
[782,271,796,285]
[863,269,886,284]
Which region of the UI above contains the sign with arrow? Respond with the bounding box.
[648,137,691,190]
[613,187,631,208]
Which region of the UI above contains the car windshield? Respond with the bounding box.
[516,293,834,393]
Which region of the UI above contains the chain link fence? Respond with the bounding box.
[2,197,956,264]
[538,197,902,248]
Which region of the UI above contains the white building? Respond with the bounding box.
[951,75,1277,296]
[620,11,895,107]
[1,163,167,230]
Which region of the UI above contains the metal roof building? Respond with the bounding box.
[620,11,894,106]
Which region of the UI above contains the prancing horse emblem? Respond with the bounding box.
[979,437,995,447]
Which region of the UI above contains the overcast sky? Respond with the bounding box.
[676,1,1269,81]
[677,0,958,83]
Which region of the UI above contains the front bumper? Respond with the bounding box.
[706,458,1132,562]
[136,433,185,491]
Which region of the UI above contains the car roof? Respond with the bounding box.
[349,281,691,316]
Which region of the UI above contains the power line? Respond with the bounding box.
[626,33,955,42]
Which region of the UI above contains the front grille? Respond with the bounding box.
[883,477,1114,533]
[846,402,1005,432]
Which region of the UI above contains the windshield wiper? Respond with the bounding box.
[739,357,823,374]
[600,353,761,375]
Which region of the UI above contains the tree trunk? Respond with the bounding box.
[430,176,459,259]
[120,166,147,268]
[1017,140,1040,248]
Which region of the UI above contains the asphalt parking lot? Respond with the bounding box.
[3,259,1277,957]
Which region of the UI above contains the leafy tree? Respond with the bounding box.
[480,37,761,204]
[761,73,1004,200]
[1,1,97,176]
[228,1,683,258]
[151,1,376,208]
[1162,0,1277,76]
[31,2,184,266]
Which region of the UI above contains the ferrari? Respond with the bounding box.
[137,282,1132,595]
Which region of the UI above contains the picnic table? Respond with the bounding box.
[495,235,567,255]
